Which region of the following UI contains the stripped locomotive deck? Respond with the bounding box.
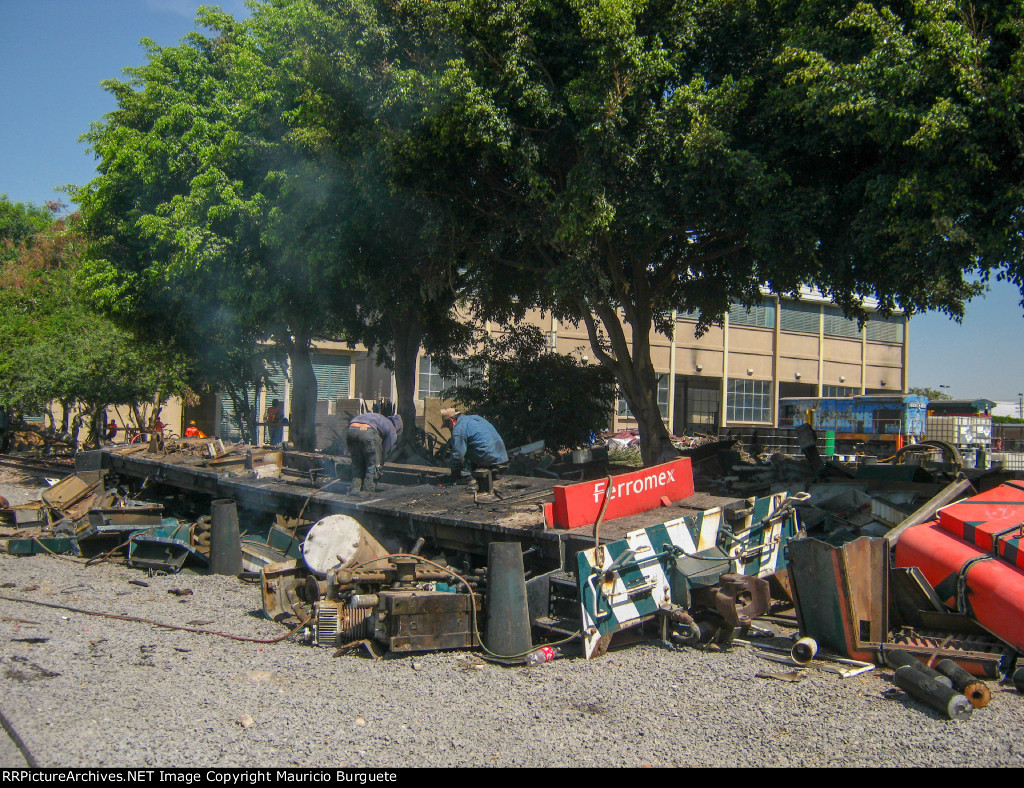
[96,444,739,569]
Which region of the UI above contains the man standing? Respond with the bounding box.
[440,408,508,481]
[346,412,403,494]
[264,399,284,444]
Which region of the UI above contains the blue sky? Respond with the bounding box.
[3,1,1023,402]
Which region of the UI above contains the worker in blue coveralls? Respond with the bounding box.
[346,412,403,494]
[440,408,508,482]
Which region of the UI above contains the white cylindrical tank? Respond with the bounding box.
[301,513,390,577]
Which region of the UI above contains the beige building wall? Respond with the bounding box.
[461,295,910,432]
[78,294,907,443]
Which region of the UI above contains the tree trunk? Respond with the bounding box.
[83,404,103,449]
[391,315,425,455]
[58,399,72,437]
[287,337,318,452]
[583,300,675,468]
[69,413,82,451]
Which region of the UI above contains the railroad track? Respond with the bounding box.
[0,453,75,479]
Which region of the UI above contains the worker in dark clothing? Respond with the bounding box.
[346,412,403,494]
[440,408,508,481]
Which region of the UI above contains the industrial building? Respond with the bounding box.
[191,289,908,443]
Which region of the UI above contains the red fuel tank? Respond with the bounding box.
[895,521,1024,652]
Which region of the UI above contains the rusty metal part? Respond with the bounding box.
[392,557,419,587]
[260,559,309,624]
[304,576,327,604]
[332,564,461,588]
[935,659,991,708]
[312,601,373,647]
[87,506,164,532]
[371,591,480,653]
[346,594,380,609]
[788,536,889,661]
[704,573,771,629]
[41,475,99,511]
[887,628,1008,679]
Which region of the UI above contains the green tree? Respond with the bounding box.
[249,0,513,444]
[0,212,189,447]
[446,324,616,452]
[76,9,347,450]
[0,195,54,263]
[396,0,1020,465]
[909,387,951,401]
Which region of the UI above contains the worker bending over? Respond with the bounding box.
[440,408,508,482]
[346,412,403,494]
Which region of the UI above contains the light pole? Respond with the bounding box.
[939,384,950,400]
[1018,393,1022,420]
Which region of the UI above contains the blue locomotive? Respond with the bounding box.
[779,394,928,455]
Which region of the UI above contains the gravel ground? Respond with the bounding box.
[2,473,1024,768]
[0,467,44,507]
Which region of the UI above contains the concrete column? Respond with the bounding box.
[817,304,824,397]
[861,320,868,395]
[772,296,780,427]
[668,310,677,433]
[721,310,730,428]
[902,316,910,393]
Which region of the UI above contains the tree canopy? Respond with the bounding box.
[76,2,500,447]
[0,202,189,445]
[370,0,1024,463]
[72,0,1024,464]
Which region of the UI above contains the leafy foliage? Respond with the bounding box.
[386,0,1024,464]
[909,387,951,401]
[75,10,351,448]
[445,325,616,452]
[0,196,55,263]
[0,211,189,445]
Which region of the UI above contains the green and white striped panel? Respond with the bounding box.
[577,492,803,658]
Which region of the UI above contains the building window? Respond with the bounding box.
[728,301,775,329]
[822,385,857,397]
[688,386,720,429]
[865,315,904,343]
[617,374,670,420]
[417,355,479,400]
[823,306,862,338]
[727,379,772,423]
[418,355,449,400]
[780,300,820,334]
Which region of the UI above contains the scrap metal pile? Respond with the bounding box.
[0,446,304,574]
[3,428,1024,724]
